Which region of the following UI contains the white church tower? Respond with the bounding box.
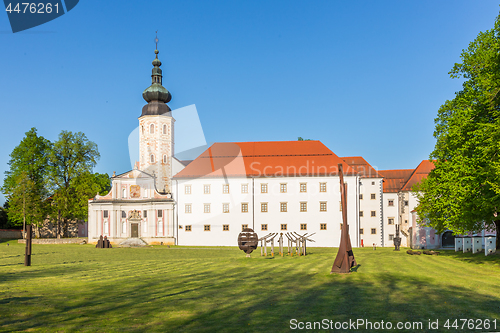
[139,43,174,194]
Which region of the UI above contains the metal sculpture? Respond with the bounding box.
[292,232,315,256]
[394,224,401,251]
[238,228,258,257]
[331,163,357,273]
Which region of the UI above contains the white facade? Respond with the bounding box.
[173,175,360,248]
[358,178,383,247]
[88,169,175,245]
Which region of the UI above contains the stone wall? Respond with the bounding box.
[0,229,22,239]
[18,238,86,244]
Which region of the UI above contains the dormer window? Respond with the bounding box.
[150,124,154,134]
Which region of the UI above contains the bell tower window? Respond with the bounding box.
[150,154,155,163]
[163,124,167,135]
[163,155,167,163]
[150,124,154,134]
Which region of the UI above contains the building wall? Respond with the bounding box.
[139,114,174,193]
[173,175,360,247]
[358,178,383,247]
[382,192,399,247]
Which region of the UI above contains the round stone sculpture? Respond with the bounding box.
[238,228,258,256]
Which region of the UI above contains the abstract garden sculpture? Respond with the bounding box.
[331,164,357,273]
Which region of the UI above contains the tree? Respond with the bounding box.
[1,128,51,237]
[47,131,100,238]
[0,203,9,229]
[414,12,500,249]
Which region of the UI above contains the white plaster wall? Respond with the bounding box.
[358,178,383,247]
[382,192,399,247]
[173,175,359,247]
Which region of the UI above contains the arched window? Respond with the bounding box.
[150,124,154,134]
[122,188,126,198]
[150,154,155,163]
[163,155,167,163]
[141,126,144,134]
[163,124,167,134]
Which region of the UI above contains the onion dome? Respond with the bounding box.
[142,49,172,104]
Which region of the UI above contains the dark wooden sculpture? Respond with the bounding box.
[238,228,258,256]
[331,163,357,273]
[24,224,32,266]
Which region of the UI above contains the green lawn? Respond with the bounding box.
[1,241,499,332]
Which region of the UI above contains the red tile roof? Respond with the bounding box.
[400,160,435,191]
[341,156,382,178]
[173,140,356,178]
[378,169,414,193]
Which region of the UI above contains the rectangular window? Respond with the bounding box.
[300,183,307,192]
[261,203,268,213]
[320,182,327,192]
[359,211,364,217]
[371,193,376,200]
[223,224,229,231]
[204,184,211,194]
[242,224,248,231]
[404,200,409,206]
[371,181,375,185]
[389,234,394,241]
[281,224,287,231]
[121,210,126,218]
[371,228,376,234]
[280,202,287,212]
[185,185,191,194]
[359,228,364,235]
[241,184,248,193]
[103,210,108,218]
[223,203,229,213]
[261,183,268,193]
[223,184,229,194]
[300,223,307,230]
[204,225,211,231]
[157,210,163,218]
[185,225,192,231]
[261,224,268,231]
[185,204,192,213]
[359,194,363,200]
[204,204,210,213]
[371,211,376,217]
[300,202,307,212]
[320,223,327,230]
[280,183,287,193]
[320,202,327,212]
[143,210,147,218]
[388,199,394,206]
[241,203,248,213]
[388,218,394,225]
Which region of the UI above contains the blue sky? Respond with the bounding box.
[1,1,499,204]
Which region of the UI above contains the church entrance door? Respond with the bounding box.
[131,223,139,238]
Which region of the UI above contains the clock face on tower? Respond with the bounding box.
[130,185,141,198]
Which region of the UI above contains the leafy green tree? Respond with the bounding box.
[414,12,500,249]
[48,131,100,238]
[1,128,51,237]
[0,203,9,229]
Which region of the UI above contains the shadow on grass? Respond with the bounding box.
[439,249,500,265]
